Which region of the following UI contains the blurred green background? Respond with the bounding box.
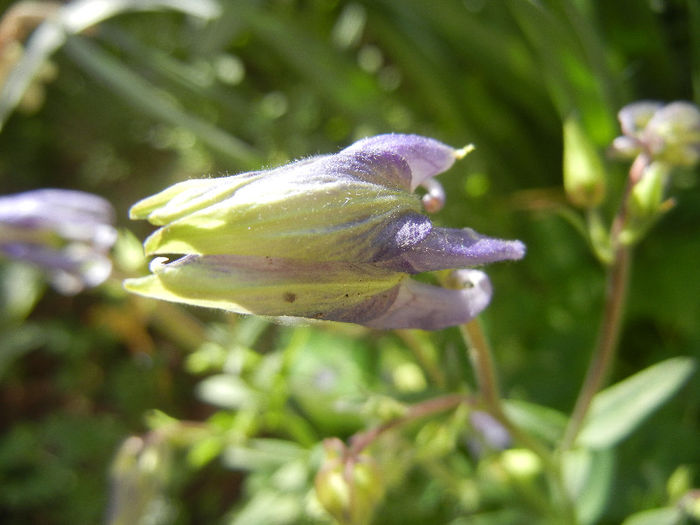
[0,0,698,524]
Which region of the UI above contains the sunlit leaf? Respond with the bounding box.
[563,447,614,525]
[502,399,568,444]
[577,357,696,449]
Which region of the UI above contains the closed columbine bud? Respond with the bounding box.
[125,134,525,330]
[0,188,117,294]
[563,116,606,208]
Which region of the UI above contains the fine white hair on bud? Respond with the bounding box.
[125,134,525,330]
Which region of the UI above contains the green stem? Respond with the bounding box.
[348,394,469,455]
[460,318,502,413]
[562,165,638,450]
[459,316,577,522]
[561,242,631,449]
[459,319,553,461]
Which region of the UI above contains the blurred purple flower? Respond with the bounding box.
[467,410,511,458]
[0,188,117,294]
[126,134,525,329]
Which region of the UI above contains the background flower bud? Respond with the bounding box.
[563,115,606,208]
[621,161,672,245]
[314,438,385,525]
[0,188,117,294]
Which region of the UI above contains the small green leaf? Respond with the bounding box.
[503,399,568,444]
[222,439,305,471]
[578,357,696,449]
[621,506,684,525]
[196,374,261,409]
[563,448,614,525]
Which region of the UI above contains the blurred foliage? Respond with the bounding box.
[0,0,699,524]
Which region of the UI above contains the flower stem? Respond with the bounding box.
[458,319,554,460]
[562,166,638,450]
[460,318,502,413]
[458,317,576,521]
[348,394,469,455]
[562,243,631,449]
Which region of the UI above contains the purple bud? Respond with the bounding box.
[126,134,525,329]
[467,410,511,457]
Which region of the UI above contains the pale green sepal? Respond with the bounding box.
[129,173,263,225]
[124,255,403,319]
[142,180,421,261]
[621,161,671,245]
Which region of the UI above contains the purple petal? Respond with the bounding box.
[363,270,492,330]
[467,410,511,457]
[0,189,115,224]
[371,212,433,262]
[377,226,526,273]
[419,178,446,213]
[0,242,112,294]
[0,189,116,246]
[322,148,413,190]
[342,134,460,190]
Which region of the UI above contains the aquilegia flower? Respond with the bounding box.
[0,188,117,294]
[125,134,525,330]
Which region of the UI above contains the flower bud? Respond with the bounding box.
[314,438,384,525]
[0,189,116,294]
[563,116,606,208]
[500,448,542,481]
[126,134,525,330]
[622,161,672,244]
[629,161,669,219]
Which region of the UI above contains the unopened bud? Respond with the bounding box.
[620,162,672,245]
[631,162,668,216]
[500,448,542,481]
[563,116,606,208]
[314,438,384,525]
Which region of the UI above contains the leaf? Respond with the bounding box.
[0,0,220,130]
[577,357,696,449]
[0,324,47,380]
[222,439,306,471]
[196,374,261,409]
[502,399,568,444]
[621,507,684,525]
[562,447,614,525]
[64,36,260,167]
